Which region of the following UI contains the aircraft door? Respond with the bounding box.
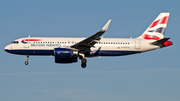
[135,39,140,49]
[24,42,30,48]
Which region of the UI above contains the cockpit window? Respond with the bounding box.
[11,41,19,44]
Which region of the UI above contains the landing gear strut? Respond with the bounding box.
[81,58,87,68]
[79,54,87,68]
[25,55,29,65]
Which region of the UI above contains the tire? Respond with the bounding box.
[25,61,29,65]
[81,63,86,68]
[81,59,87,64]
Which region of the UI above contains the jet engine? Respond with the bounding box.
[54,48,78,63]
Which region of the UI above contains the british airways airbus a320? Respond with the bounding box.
[4,13,173,68]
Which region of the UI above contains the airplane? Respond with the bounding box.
[4,13,173,68]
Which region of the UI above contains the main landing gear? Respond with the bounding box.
[81,58,87,68]
[25,55,29,65]
[79,54,87,68]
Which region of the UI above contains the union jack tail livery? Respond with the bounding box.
[139,13,170,40]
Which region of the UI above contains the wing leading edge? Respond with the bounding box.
[71,19,111,53]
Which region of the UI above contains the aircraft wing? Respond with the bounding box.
[71,19,111,53]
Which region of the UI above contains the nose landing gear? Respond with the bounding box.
[25,55,29,65]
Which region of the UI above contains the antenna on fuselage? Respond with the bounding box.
[28,35,31,43]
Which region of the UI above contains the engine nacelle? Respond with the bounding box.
[54,48,78,57]
[54,48,78,63]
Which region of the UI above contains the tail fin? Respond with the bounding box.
[138,13,170,40]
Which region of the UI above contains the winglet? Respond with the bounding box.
[101,19,111,31]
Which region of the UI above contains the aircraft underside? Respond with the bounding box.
[5,49,140,56]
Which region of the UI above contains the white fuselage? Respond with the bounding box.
[4,37,160,57]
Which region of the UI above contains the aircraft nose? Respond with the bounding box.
[4,45,11,52]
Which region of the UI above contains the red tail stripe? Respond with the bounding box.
[143,34,160,40]
[160,16,168,24]
[150,19,160,28]
[149,16,168,28]
[22,39,41,41]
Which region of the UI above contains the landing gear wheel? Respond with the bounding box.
[81,63,86,68]
[81,59,87,64]
[25,55,29,65]
[81,58,87,68]
[25,61,29,65]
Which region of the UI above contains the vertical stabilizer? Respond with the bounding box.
[138,13,170,40]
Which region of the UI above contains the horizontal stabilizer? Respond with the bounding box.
[151,37,170,45]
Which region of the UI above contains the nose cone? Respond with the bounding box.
[4,45,11,52]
